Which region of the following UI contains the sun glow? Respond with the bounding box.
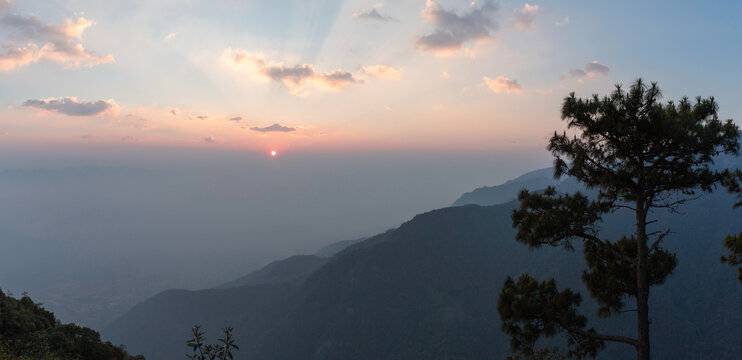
[270,150,277,157]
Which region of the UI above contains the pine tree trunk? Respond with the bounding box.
[636,199,651,360]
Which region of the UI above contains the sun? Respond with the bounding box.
[270,150,277,157]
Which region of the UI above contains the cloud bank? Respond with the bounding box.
[415,0,498,54]
[250,123,296,133]
[23,97,118,116]
[0,9,114,70]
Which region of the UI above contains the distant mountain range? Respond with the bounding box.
[104,165,742,359]
[451,167,560,207]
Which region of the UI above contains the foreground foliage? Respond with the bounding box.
[499,79,740,359]
[186,325,238,360]
[0,289,141,360]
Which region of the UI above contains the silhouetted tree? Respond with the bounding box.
[497,79,739,360]
[186,325,239,360]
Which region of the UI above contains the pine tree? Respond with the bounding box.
[497,79,739,359]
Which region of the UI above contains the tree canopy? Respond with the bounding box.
[0,289,141,360]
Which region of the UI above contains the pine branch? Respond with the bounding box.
[578,232,635,263]
[562,324,637,348]
[649,229,672,253]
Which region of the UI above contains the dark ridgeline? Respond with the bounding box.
[104,154,742,359]
[216,255,328,289]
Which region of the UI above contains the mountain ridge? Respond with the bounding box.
[105,165,742,359]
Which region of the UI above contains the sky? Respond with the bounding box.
[1,0,739,153]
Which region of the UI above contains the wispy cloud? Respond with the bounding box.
[203,135,216,143]
[415,0,498,54]
[354,4,396,21]
[0,9,114,70]
[250,123,296,133]
[555,17,569,26]
[23,97,118,116]
[119,114,150,129]
[164,32,178,41]
[229,116,243,122]
[567,61,610,81]
[484,76,523,94]
[360,65,402,80]
[510,4,541,30]
[80,134,94,139]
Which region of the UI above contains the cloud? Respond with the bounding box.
[315,69,358,89]
[120,135,138,142]
[80,134,94,139]
[169,108,178,116]
[584,61,610,75]
[0,12,114,70]
[360,65,402,80]
[555,17,569,26]
[484,76,523,94]
[353,6,396,21]
[414,0,498,54]
[260,63,357,90]
[189,115,210,120]
[568,61,610,80]
[203,135,216,143]
[23,97,118,116]
[229,116,243,122]
[259,63,317,88]
[164,32,177,41]
[228,50,360,93]
[510,3,541,30]
[250,123,296,133]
